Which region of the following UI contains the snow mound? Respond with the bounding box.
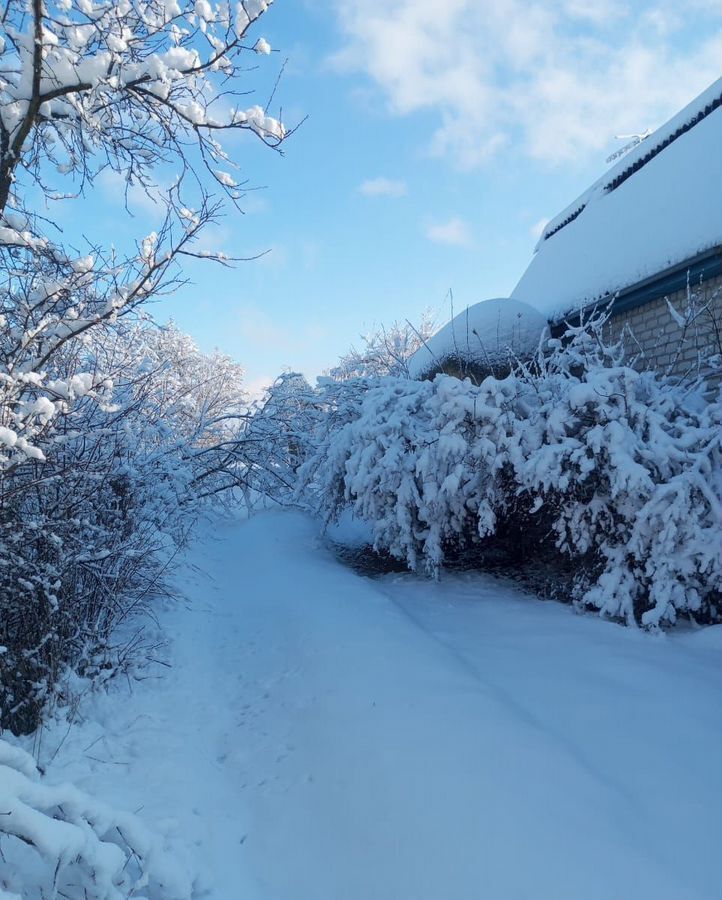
[408,298,547,379]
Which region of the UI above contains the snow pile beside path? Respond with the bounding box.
[408,297,547,379]
[325,506,374,549]
[0,739,195,900]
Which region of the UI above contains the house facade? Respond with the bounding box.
[409,79,722,386]
[511,78,722,384]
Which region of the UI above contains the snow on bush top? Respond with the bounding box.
[407,298,547,379]
[512,78,722,320]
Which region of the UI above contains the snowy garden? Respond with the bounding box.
[0,1,720,898]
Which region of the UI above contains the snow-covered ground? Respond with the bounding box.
[36,512,722,900]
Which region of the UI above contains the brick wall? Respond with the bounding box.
[606,273,722,387]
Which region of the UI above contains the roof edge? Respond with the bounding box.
[536,78,722,249]
[604,93,722,195]
[548,244,722,327]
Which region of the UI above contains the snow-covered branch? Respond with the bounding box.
[0,0,285,212]
[0,738,195,898]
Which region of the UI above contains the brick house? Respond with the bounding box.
[410,79,721,386]
[511,78,722,384]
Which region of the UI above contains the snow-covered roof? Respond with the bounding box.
[511,78,722,320]
[407,298,547,379]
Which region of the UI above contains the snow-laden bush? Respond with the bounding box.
[239,373,318,507]
[302,376,513,572]
[515,321,721,626]
[302,315,722,628]
[0,321,250,733]
[0,0,285,734]
[242,314,440,506]
[240,373,375,509]
[327,313,436,380]
[0,739,194,899]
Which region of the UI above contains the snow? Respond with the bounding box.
[512,79,722,319]
[0,425,17,447]
[24,511,722,900]
[0,742,195,898]
[214,170,237,187]
[407,297,547,378]
[306,348,721,624]
[70,255,95,273]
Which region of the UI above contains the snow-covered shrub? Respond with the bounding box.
[238,313,439,508]
[515,319,722,626]
[240,373,318,506]
[0,258,254,735]
[327,313,436,380]
[0,320,250,733]
[240,373,375,509]
[0,0,285,733]
[301,376,516,572]
[303,314,721,628]
[0,739,194,899]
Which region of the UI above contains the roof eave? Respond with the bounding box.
[549,244,722,329]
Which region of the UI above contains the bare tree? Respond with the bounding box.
[0,0,287,468]
[0,0,289,733]
[327,311,437,381]
[0,0,287,215]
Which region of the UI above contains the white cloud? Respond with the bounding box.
[359,176,408,197]
[530,217,550,240]
[244,373,275,400]
[331,1,722,168]
[425,217,472,247]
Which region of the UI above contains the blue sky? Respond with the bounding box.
[55,0,722,393]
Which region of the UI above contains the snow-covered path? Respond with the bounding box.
[47,512,722,900]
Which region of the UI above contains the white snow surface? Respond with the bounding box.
[512,79,722,319]
[26,511,722,900]
[407,297,547,378]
